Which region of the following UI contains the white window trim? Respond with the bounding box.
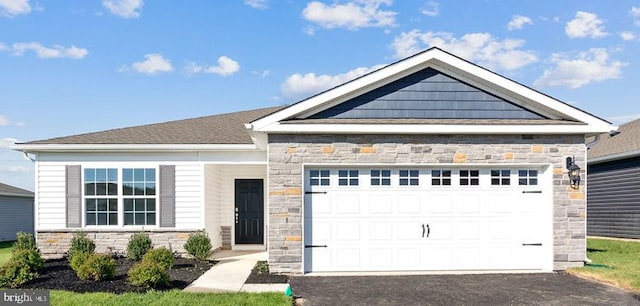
[82,165,159,229]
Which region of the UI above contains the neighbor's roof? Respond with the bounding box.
[589,118,640,163]
[0,182,34,197]
[21,106,284,145]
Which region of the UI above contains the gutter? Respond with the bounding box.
[589,149,640,165]
[0,192,34,198]
[10,143,260,153]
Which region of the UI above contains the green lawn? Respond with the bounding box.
[51,290,291,306]
[0,241,13,265]
[569,237,640,292]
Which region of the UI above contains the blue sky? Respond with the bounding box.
[2,0,640,191]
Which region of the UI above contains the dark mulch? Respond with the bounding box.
[19,257,214,294]
[244,261,288,284]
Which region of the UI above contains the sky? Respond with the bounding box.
[1,0,640,191]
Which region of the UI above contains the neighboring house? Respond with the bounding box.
[587,118,640,239]
[13,47,613,274]
[0,182,34,242]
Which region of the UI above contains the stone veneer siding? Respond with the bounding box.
[267,134,587,274]
[36,230,203,259]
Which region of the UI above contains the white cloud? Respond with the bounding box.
[2,42,88,59]
[420,1,439,17]
[534,48,626,89]
[631,6,640,26]
[0,0,31,17]
[507,15,532,31]
[0,137,19,148]
[185,56,240,77]
[281,64,385,101]
[607,114,640,125]
[122,53,173,75]
[102,0,143,18]
[0,115,24,127]
[253,70,270,78]
[245,0,268,9]
[620,31,635,41]
[302,0,397,30]
[390,30,538,71]
[565,11,607,38]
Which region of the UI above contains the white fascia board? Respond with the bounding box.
[589,149,640,164]
[11,143,258,153]
[259,123,613,135]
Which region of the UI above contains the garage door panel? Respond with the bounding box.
[304,167,550,272]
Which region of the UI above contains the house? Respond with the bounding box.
[12,47,614,274]
[0,182,34,242]
[587,118,640,239]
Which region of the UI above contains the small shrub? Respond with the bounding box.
[69,251,92,273]
[142,247,175,270]
[76,254,115,281]
[67,231,95,260]
[127,260,170,288]
[184,231,212,261]
[0,259,36,288]
[127,232,152,261]
[13,232,37,253]
[255,261,269,275]
[11,249,43,272]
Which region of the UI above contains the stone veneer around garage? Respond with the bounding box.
[36,230,203,259]
[267,134,587,274]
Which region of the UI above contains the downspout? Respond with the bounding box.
[22,152,36,162]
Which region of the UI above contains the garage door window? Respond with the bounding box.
[370,170,391,186]
[518,170,538,186]
[338,170,359,186]
[310,170,330,186]
[399,170,419,186]
[431,170,451,186]
[460,170,480,186]
[491,170,511,186]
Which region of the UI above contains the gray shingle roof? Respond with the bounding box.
[23,106,285,145]
[0,182,34,197]
[588,118,640,160]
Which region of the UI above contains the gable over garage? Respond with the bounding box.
[250,47,614,274]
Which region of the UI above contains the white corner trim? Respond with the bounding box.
[11,143,259,153]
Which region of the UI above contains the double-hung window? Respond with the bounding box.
[84,167,157,227]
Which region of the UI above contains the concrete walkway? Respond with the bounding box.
[183,250,289,293]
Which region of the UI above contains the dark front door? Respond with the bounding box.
[235,179,264,244]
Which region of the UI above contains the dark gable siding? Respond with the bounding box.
[307,67,546,120]
[587,156,640,239]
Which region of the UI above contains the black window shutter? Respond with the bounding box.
[66,165,82,228]
[159,165,176,227]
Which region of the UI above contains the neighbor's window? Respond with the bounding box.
[460,170,480,186]
[518,170,538,186]
[309,170,330,186]
[431,170,451,186]
[399,170,419,186]
[123,168,157,226]
[370,170,391,186]
[338,170,359,186]
[491,170,511,186]
[84,168,118,226]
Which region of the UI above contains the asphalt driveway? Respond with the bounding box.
[289,273,639,305]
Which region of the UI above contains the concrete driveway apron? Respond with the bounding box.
[289,273,639,305]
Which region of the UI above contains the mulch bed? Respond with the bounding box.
[19,257,214,294]
[244,261,289,284]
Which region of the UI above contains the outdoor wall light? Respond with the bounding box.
[566,156,581,189]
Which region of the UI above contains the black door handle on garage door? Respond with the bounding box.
[305,245,327,248]
[422,224,430,238]
[522,243,542,246]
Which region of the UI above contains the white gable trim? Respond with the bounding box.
[249,47,613,135]
[11,144,259,153]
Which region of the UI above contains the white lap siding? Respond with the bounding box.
[174,164,205,229]
[36,163,66,230]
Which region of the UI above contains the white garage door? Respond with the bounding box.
[303,167,552,273]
